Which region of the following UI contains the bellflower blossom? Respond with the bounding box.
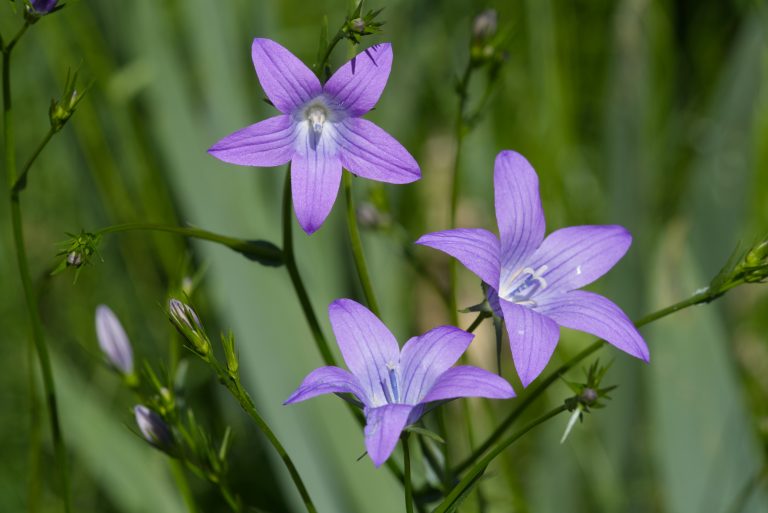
[209,39,420,234]
[285,299,514,466]
[417,151,649,387]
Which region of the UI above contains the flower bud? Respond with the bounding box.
[220,331,239,378]
[67,251,83,267]
[95,305,134,376]
[168,298,211,357]
[49,69,87,132]
[350,17,366,33]
[134,405,175,454]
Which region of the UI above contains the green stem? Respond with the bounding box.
[281,171,337,366]
[433,405,568,513]
[447,62,473,326]
[452,283,744,475]
[343,171,381,316]
[96,223,283,265]
[212,361,317,513]
[316,31,344,82]
[280,171,406,483]
[466,312,490,334]
[3,30,71,513]
[13,126,55,192]
[169,461,199,513]
[402,434,414,513]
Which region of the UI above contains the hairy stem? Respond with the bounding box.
[452,283,745,475]
[343,171,381,316]
[3,31,71,513]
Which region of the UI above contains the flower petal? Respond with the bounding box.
[538,290,649,362]
[499,299,560,387]
[252,38,322,113]
[399,326,474,404]
[336,118,420,184]
[364,404,413,467]
[284,366,368,405]
[208,115,296,167]
[324,43,393,116]
[420,366,515,403]
[291,128,342,234]
[494,151,546,272]
[328,299,400,407]
[528,225,632,296]
[416,229,500,287]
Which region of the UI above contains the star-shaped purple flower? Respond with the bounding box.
[208,39,421,234]
[285,299,514,466]
[416,151,649,387]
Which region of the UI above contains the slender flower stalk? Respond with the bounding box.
[95,223,283,266]
[402,434,415,513]
[343,171,381,316]
[433,404,568,513]
[2,25,71,513]
[281,171,338,367]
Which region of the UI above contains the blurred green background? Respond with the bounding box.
[1,0,767,512]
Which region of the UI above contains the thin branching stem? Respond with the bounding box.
[97,223,283,265]
[3,29,71,513]
[433,405,568,513]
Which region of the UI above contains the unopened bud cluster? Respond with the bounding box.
[341,3,384,44]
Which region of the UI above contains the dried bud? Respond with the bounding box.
[134,405,175,454]
[472,9,498,42]
[95,305,134,376]
[168,298,211,357]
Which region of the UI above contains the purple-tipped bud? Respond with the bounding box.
[168,298,210,356]
[29,0,59,14]
[95,305,134,375]
[66,251,83,267]
[134,405,175,454]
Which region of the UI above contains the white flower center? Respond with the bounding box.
[500,264,548,306]
[306,105,327,134]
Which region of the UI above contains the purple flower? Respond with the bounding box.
[416,151,649,387]
[95,305,134,375]
[208,39,420,234]
[285,299,514,466]
[30,0,58,14]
